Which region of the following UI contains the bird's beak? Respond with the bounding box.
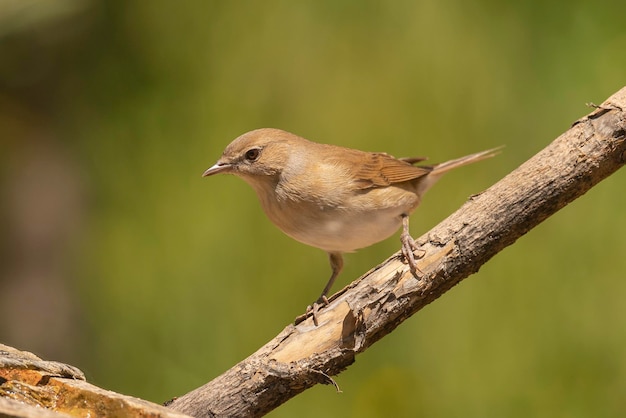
[202,162,232,177]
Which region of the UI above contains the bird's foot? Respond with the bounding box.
[295,296,328,326]
[306,295,329,326]
[400,231,425,278]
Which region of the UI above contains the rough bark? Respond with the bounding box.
[0,344,191,418]
[168,87,626,417]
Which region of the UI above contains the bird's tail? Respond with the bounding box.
[431,146,503,176]
[416,146,503,196]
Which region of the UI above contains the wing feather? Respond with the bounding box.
[352,152,432,189]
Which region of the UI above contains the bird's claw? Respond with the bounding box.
[308,295,329,326]
[294,296,329,326]
[400,231,425,277]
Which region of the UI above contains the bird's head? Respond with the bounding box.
[203,128,299,183]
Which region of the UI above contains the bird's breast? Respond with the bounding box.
[254,180,421,253]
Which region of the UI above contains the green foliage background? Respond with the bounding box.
[1,1,625,416]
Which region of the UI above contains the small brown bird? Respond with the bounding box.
[203,128,498,324]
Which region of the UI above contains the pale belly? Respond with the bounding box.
[254,178,421,253]
[266,204,408,253]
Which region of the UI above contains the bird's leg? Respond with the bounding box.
[400,214,425,277]
[304,252,343,326]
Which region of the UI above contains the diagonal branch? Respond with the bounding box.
[168,87,626,418]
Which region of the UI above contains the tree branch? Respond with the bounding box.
[168,87,626,418]
[0,344,190,418]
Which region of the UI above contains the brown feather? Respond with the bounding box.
[353,152,432,189]
[399,156,428,164]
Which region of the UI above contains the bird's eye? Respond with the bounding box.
[245,148,261,161]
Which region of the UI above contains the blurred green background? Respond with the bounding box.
[1,1,625,417]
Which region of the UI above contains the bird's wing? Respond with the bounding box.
[352,152,432,189]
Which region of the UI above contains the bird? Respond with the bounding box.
[203,128,499,325]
